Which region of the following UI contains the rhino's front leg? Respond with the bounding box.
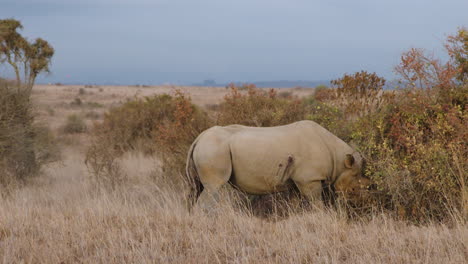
[294,180,324,209]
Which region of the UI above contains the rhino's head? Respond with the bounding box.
[334,152,371,195]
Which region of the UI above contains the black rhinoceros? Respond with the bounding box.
[186,120,370,210]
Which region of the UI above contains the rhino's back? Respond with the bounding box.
[228,121,334,194]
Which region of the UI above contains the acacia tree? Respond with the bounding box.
[0,19,54,93]
[0,19,55,182]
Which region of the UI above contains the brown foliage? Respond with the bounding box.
[349,86,467,222]
[445,27,468,83]
[86,91,212,186]
[330,71,387,117]
[394,48,458,90]
[62,114,87,134]
[217,85,308,127]
[313,85,336,102]
[395,28,467,93]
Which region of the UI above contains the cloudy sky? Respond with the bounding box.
[1,0,467,84]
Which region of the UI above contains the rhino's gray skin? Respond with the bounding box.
[186,120,369,211]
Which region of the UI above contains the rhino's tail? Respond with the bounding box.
[185,132,205,210]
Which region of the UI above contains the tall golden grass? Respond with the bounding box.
[0,151,466,263]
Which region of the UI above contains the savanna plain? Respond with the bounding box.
[0,83,466,264]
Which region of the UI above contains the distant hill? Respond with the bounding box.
[194,80,331,88]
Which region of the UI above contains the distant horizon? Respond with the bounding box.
[35,79,332,88]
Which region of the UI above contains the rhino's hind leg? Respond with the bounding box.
[197,188,223,213]
[196,174,231,214]
[193,137,232,213]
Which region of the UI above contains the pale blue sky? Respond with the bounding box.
[1,0,467,85]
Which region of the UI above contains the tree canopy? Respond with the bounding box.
[0,19,54,93]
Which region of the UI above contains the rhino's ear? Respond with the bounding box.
[344,154,355,169]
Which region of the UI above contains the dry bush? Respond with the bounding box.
[303,31,467,222]
[70,97,82,107]
[85,101,103,108]
[62,114,87,134]
[313,84,336,102]
[152,91,213,178]
[278,90,293,98]
[217,85,308,127]
[342,30,467,221]
[0,79,59,187]
[85,91,212,187]
[302,95,348,138]
[330,71,387,118]
[84,110,100,120]
[348,87,467,222]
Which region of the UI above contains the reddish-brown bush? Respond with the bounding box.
[330,71,387,117]
[349,86,467,222]
[86,91,212,186]
[217,85,308,127]
[313,85,336,102]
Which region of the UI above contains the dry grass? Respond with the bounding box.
[0,149,466,263]
[0,84,465,263]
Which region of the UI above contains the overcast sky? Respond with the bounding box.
[1,0,467,85]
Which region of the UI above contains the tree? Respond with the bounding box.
[0,19,54,93]
[394,27,467,90]
[445,27,468,84]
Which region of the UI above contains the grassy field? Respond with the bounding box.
[0,84,466,263]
